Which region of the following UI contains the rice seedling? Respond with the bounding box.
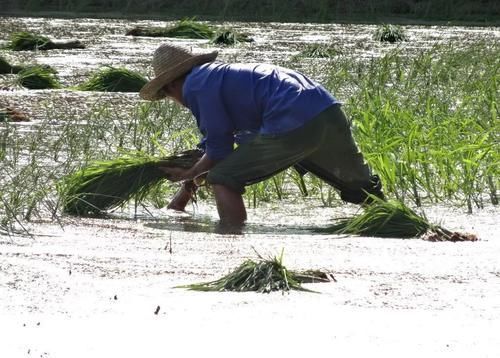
[5,31,85,51]
[126,19,214,39]
[77,67,147,92]
[211,29,254,45]
[59,149,203,216]
[179,250,334,293]
[16,65,61,89]
[318,196,478,241]
[295,43,340,58]
[0,56,24,74]
[373,24,408,43]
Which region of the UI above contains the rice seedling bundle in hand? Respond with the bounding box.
[60,149,203,216]
[77,67,147,92]
[16,65,61,89]
[374,24,408,43]
[180,251,334,293]
[319,197,477,241]
[6,31,85,51]
[0,56,23,74]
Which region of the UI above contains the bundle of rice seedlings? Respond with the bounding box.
[0,107,29,122]
[296,43,340,58]
[319,197,477,242]
[211,30,254,45]
[0,56,23,74]
[127,19,215,39]
[180,251,334,293]
[6,31,85,51]
[374,24,408,43]
[16,65,61,89]
[77,67,147,92]
[60,149,203,216]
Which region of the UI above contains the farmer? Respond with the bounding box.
[139,43,383,232]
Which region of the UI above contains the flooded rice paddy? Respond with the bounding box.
[1,16,499,357]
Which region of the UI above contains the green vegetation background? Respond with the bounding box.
[2,0,499,24]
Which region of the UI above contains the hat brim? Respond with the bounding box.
[139,51,218,101]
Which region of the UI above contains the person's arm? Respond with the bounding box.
[160,153,216,182]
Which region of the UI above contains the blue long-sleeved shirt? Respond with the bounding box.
[182,62,338,161]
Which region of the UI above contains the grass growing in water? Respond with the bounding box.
[180,250,333,293]
[319,197,477,241]
[77,67,147,92]
[5,31,85,51]
[16,65,61,89]
[373,24,408,43]
[59,149,203,216]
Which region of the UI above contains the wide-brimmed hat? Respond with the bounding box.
[139,43,218,101]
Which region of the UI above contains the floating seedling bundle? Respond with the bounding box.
[16,65,61,89]
[180,251,334,293]
[319,197,477,241]
[374,24,408,43]
[296,43,340,58]
[211,29,254,45]
[78,67,147,92]
[126,19,214,39]
[6,31,85,51]
[60,149,203,216]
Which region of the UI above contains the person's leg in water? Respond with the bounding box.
[212,184,247,233]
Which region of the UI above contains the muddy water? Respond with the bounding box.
[1,17,499,357]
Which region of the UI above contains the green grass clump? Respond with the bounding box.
[59,149,202,216]
[374,24,408,43]
[319,197,477,241]
[77,67,147,92]
[126,19,214,39]
[0,56,23,74]
[16,65,61,89]
[180,251,333,293]
[5,31,85,51]
[211,29,253,45]
[296,43,340,58]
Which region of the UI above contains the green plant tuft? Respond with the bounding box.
[126,19,214,39]
[5,31,85,51]
[179,250,334,293]
[59,149,203,216]
[16,65,61,89]
[296,43,340,58]
[319,197,478,241]
[78,67,148,92]
[211,29,254,45]
[374,24,408,43]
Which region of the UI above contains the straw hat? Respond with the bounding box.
[140,43,218,101]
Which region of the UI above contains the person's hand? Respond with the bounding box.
[159,166,189,182]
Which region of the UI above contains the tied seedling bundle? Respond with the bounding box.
[5,31,85,51]
[373,24,408,43]
[180,250,334,293]
[77,67,147,92]
[16,65,61,89]
[60,149,203,216]
[211,29,254,45]
[319,197,477,242]
[126,19,214,39]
